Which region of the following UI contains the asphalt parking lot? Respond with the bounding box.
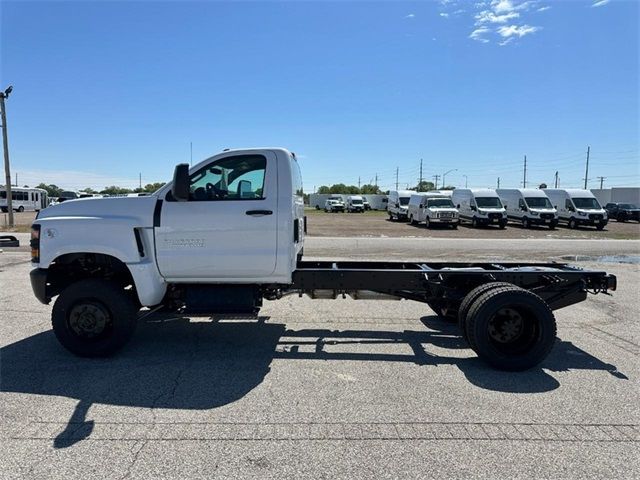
[1,238,639,479]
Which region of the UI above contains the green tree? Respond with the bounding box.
[81,187,97,194]
[143,182,165,193]
[316,185,331,194]
[360,184,381,194]
[329,183,347,194]
[100,185,133,195]
[415,181,435,192]
[36,183,63,197]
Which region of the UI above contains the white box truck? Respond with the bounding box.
[451,188,507,228]
[497,189,558,229]
[28,147,617,371]
[544,189,608,230]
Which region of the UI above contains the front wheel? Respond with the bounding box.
[522,218,530,229]
[471,217,478,228]
[425,217,431,229]
[596,224,605,231]
[51,279,138,357]
[568,218,577,229]
[17,206,25,212]
[499,221,507,229]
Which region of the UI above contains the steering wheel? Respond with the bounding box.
[206,182,227,199]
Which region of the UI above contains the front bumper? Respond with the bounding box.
[529,217,558,225]
[576,217,608,227]
[477,217,506,225]
[30,268,50,304]
[430,217,460,224]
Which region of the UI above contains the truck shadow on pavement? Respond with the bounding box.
[0,315,627,449]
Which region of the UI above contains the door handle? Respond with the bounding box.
[246,209,273,216]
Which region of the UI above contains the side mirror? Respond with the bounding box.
[457,204,461,209]
[521,206,528,212]
[238,180,252,198]
[172,163,190,201]
[470,205,477,211]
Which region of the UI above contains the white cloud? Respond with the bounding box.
[405,13,415,18]
[537,6,551,12]
[475,10,520,24]
[591,0,610,7]
[470,27,491,42]
[497,24,540,37]
[440,12,450,18]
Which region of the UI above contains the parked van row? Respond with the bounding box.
[324,195,371,213]
[388,188,609,230]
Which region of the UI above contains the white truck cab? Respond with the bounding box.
[497,189,558,229]
[409,193,459,228]
[451,188,507,228]
[324,196,345,212]
[544,189,608,230]
[387,190,412,221]
[346,195,365,213]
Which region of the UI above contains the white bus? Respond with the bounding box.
[0,187,49,212]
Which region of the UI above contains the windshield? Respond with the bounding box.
[329,197,342,202]
[428,198,454,208]
[399,197,410,206]
[619,204,637,209]
[351,199,363,204]
[60,191,78,199]
[475,197,502,208]
[573,198,601,209]
[525,197,553,209]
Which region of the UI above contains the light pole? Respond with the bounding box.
[442,168,457,190]
[462,175,468,188]
[1,85,14,227]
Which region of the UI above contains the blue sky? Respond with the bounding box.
[1,0,638,192]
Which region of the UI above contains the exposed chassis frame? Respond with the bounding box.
[292,261,616,311]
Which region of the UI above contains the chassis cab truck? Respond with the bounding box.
[30,148,616,371]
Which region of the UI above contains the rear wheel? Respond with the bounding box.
[18,206,25,212]
[52,279,138,357]
[522,218,530,229]
[465,287,557,371]
[568,218,577,229]
[409,215,416,225]
[458,282,516,344]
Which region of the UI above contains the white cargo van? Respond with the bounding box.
[346,195,365,213]
[387,190,412,221]
[451,188,507,228]
[544,189,608,230]
[497,189,558,229]
[408,193,459,228]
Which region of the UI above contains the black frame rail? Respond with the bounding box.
[293,260,616,311]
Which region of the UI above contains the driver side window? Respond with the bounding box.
[188,154,266,201]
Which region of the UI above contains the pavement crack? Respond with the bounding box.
[119,440,147,480]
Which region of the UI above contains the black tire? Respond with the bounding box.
[499,221,507,229]
[315,205,320,210]
[18,206,25,212]
[451,224,458,230]
[465,286,557,371]
[52,279,138,357]
[522,218,530,229]
[458,282,516,344]
[549,221,557,230]
[409,215,416,225]
[425,217,431,229]
[471,217,478,228]
[568,218,577,229]
[596,224,605,231]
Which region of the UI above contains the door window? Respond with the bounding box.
[184,154,267,201]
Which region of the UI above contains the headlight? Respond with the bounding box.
[578,211,587,216]
[530,211,539,216]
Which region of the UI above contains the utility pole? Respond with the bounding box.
[418,158,423,191]
[523,155,527,188]
[554,171,559,188]
[358,176,361,189]
[374,173,378,187]
[1,85,14,227]
[433,174,440,189]
[15,172,18,186]
[463,175,468,188]
[190,141,193,167]
[395,167,399,190]
[139,173,142,189]
[597,176,606,189]
[497,177,500,189]
[584,146,590,189]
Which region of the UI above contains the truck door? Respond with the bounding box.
[155,151,278,279]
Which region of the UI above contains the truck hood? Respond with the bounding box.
[37,196,158,227]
